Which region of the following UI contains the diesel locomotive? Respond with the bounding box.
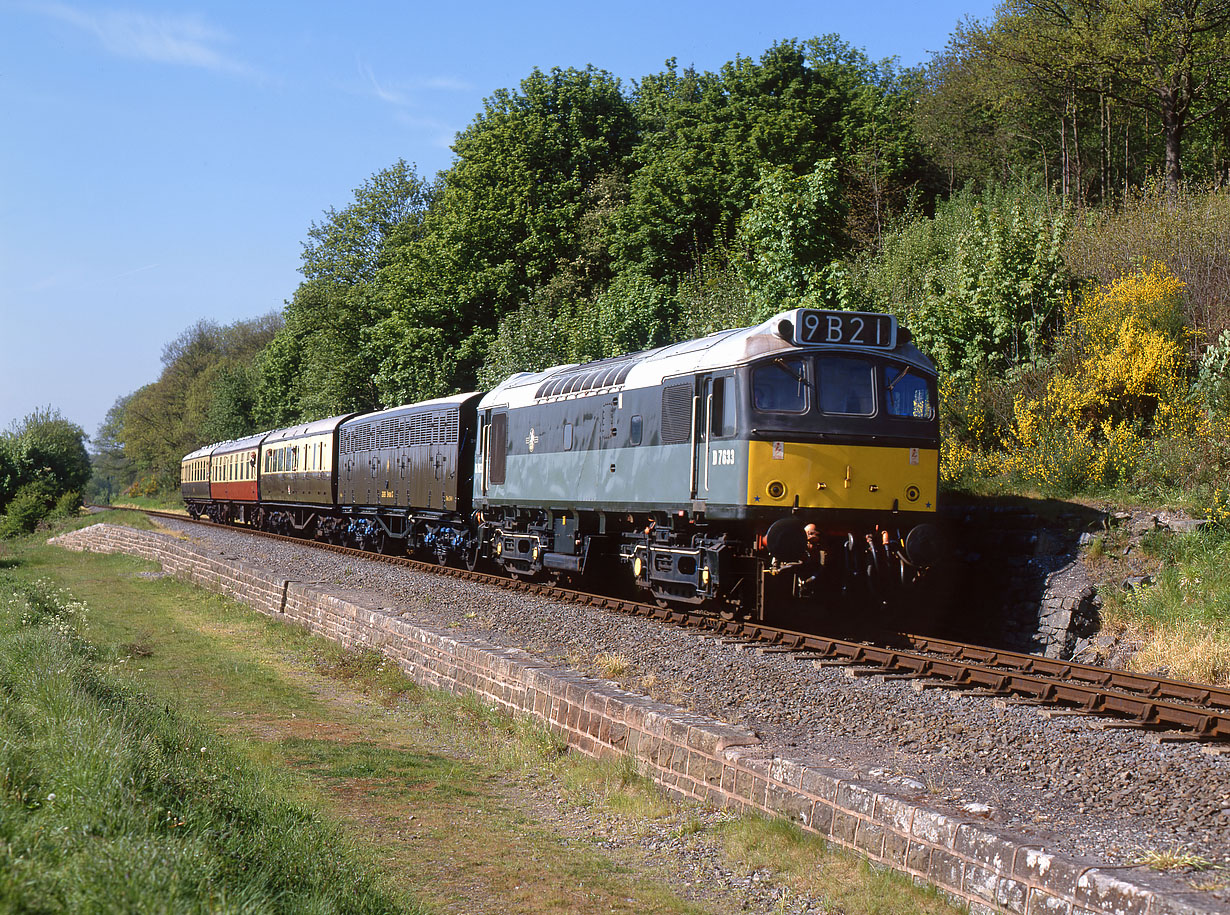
[182,308,945,619]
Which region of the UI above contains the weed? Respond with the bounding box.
[595,651,630,678]
[1135,847,1215,872]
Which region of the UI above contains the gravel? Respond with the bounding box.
[152,517,1230,881]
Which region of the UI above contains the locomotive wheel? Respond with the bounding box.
[463,542,482,572]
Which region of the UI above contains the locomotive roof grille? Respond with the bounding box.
[535,358,637,400]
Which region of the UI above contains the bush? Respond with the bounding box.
[1193,329,1230,416]
[843,184,1072,382]
[940,264,1201,497]
[1065,183,1230,345]
[0,480,57,538]
[50,490,82,520]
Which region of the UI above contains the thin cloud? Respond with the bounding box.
[421,76,471,92]
[361,62,472,107]
[35,3,253,76]
[107,263,159,282]
[362,63,410,106]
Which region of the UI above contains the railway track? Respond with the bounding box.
[129,506,1230,741]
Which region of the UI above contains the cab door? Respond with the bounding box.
[477,409,508,498]
[693,372,737,502]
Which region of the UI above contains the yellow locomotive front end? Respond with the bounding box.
[746,440,938,514]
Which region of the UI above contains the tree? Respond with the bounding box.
[0,406,90,531]
[6,407,91,495]
[843,186,1072,380]
[300,159,433,285]
[87,395,137,504]
[369,66,638,403]
[615,39,928,279]
[734,160,847,318]
[995,0,1230,197]
[122,314,281,489]
[254,161,435,425]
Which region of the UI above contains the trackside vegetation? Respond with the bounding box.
[0,408,91,539]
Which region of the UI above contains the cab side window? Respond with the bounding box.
[709,377,737,436]
[884,365,936,419]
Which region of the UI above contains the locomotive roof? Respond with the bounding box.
[339,392,483,428]
[480,308,936,411]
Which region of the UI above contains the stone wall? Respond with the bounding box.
[940,500,1105,659]
[52,523,1221,915]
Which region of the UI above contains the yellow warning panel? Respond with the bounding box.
[747,440,938,511]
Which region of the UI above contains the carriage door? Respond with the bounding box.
[693,373,736,502]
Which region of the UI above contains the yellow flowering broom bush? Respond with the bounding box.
[942,263,1206,495]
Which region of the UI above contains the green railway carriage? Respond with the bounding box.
[472,308,942,613]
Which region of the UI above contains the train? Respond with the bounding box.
[182,307,945,621]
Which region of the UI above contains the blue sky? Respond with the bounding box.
[0,0,997,442]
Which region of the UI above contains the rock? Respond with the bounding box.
[1165,518,1209,534]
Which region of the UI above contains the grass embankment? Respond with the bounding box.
[0,572,417,911]
[1086,523,1230,685]
[0,512,962,915]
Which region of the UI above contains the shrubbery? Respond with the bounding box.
[0,409,89,539]
[841,184,1072,382]
[939,261,1230,505]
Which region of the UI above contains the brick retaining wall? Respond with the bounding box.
[51,523,1225,915]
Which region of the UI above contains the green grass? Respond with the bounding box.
[94,494,184,512]
[1096,526,1230,683]
[0,574,423,914]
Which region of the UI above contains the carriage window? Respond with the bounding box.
[630,414,643,446]
[752,359,808,413]
[562,421,573,451]
[884,365,936,419]
[816,356,875,415]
